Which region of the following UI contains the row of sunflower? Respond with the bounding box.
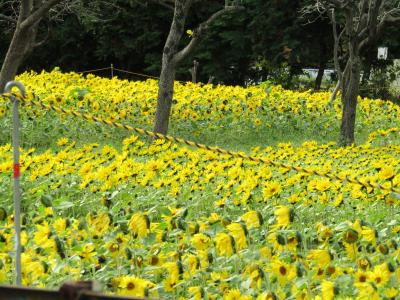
[0,69,399,132]
[0,132,400,299]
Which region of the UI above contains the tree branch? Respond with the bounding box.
[20,0,64,29]
[366,0,383,38]
[329,9,343,79]
[323,0,343,7]
[359,1,399,50]
[19,0,32,21]
[355,0,369,33]
[322,0,350,10]
[375,10,400,38]
[173,5,244,64]
[0,13,16,23]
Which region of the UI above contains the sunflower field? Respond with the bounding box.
[1,69,400,299]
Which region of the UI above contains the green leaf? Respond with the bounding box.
[158,206,171,216]
[56,201,74,210]
[40,195,53,207]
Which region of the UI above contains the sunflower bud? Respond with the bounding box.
[42,261,49,273]
[135,255,143,268]
[296,263,305,277]
[55,237,65,259]
[357,257,371,270]
[343,229,358,243]
[207,252,214,264]
[387,262,395,272]
[378,243,389,255]
[277,233,287,245]
[0,207,7,221]
[125,248,132,260]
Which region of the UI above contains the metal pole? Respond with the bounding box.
[111,64,114,78]
[4,81,26,286]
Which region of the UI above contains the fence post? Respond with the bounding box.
[4,81,26,286]
[189,60,199,83]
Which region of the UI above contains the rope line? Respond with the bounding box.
[77,65,188,83]
[1,92,399,195]
[113,68,159,80]
[78,67,112,74]
[76,66,158,79]
[72,65,400,90]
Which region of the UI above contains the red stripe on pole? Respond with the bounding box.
[13,163,20,179]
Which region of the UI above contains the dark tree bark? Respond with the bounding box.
[340,58,360,145]
[317,0,400,146]
[153,0,243,135]
[0,0,63,91]
[153,0,191,135]
[314,42,327,90]
[0,24,38,91]
[328,8,346,104]
[314,61,325,90]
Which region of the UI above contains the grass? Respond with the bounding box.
[1,102,398,154]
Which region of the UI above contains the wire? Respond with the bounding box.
[113,68,159,79]
[77,67,112,74]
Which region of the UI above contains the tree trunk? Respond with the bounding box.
[314,42,327,90]
[152,0,191,135]
[153,61,176,135]
[329,80,340,103]
[0,26,34,91]
[314,63,325,90]
[340,58,360,146]
[0,0,43,92]
[0,0,63,91]
[152,1,241,134]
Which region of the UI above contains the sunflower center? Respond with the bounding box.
[127,282,135,290]
[279,266,287,275]
[327,266,336,275]
[151,256,159,265]
[359,275,366,282]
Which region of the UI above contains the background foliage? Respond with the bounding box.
[1,0,399,90]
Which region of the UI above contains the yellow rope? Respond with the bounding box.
[2,92,399,194]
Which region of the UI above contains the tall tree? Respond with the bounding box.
[2,0,170,76]
[0,0,115,90]
[152,0,243,135]
[311,0,400,145]
[0,0,69,90]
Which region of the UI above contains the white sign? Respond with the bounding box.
[378,47,388,60]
